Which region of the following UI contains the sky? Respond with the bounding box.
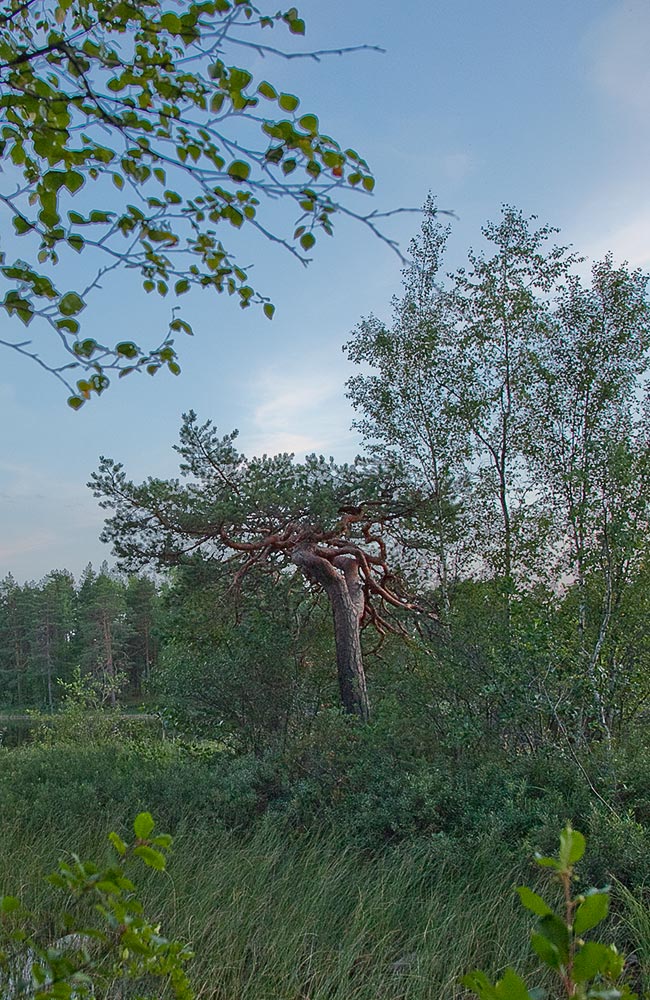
[1,0,649,583]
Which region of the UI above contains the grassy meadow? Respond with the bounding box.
[2,725,650,999]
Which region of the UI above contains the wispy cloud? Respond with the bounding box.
[242,365,360,459]
[580,207,650,272]
[0,460,90,508]
[0,533,58,564]
[441,151,473,185]
[0,460,106,581]
[587,0,650,118]
[570,2,650,272]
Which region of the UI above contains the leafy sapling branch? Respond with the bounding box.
[463,824,635,1000]
[0,812,193,999]
[0,0,399,406]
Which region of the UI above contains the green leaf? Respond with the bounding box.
[362,175,375,192]
[288,17,305,34]
[537,914,569,961]
[67,395,84,410]
[133,812,155,839]
[64,170,84,193]
[534,854,560,870]
[278,92,300,112]
[263,302,275,319]
[0,895,21,914]
[559,825,585,868]
[462,970,499,1000]
[495,968,532,1000]
[227,160,251,182]
[573,892,609,935]
[43,171,67,192]
[300,232,315,251]
[152,833,173,848]
[13,216,33,235]
[88,210,113,223]
[516,887,553,917]
[3,292,34,325]
[175,278,190,295]
[57,318,80,334]
[257,81,277,99]
[116,341,139,358]
[530,932,560,970]
[210,92,225,113]
[133,845,166,870]
[95,879,121,894]
[299,114,318,133]
[67,234,84,253]
[59,291,84,316]
[73,337,96,357]
[226,207,243,227]
[108,831,127,857]
[170,318,193,335]
[160,11,182,33]
[463,969,533,1000]
[572,942,622,982]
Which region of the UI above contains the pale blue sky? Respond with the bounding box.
[2,0,649,582]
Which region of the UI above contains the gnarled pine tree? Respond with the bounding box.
[91,411,419,721]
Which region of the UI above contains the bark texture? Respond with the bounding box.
[292,544,370,722]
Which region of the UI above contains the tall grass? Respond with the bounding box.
[171,828,538,1000]
[615,881,650,998]
[2,738,649,999]
[0,813,545,1000]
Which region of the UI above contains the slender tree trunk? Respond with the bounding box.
[45,626,54,712]
[101,613,117,708]
[292,545,370,722]
[144,625,151,690]
[14,634,23,706]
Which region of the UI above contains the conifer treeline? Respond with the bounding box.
[0,562,159,708]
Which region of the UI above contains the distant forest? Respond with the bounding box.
[0,564,158,709]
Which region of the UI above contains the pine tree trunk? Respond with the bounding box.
[292,545,370,722]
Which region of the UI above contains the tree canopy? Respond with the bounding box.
[5,203,650,755]
[0,0,383,406]
[347,202,650,743]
